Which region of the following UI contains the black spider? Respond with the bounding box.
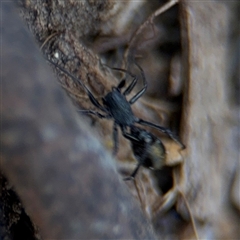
[123,126,166,180]
[47,58,185,155]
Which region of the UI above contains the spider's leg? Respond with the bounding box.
[117,79,126,89]
[129,62,147,104]
[110,67,137,95]
[121,127,139,142]
[129,87,147,105]
[78,110,111,119]
[86,90,107,112]
[47,58,106,112]
[112,122,119,155]
[124,163,141,181]
[123,74,137,96]
[136,118,185,149]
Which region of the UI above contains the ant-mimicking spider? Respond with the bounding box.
[47,58,185,155]
[47,57,197,237]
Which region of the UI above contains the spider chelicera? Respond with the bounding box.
[47,58,185,155]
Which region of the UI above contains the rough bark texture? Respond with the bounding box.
[1,2,156,239]
[179,1,240,238]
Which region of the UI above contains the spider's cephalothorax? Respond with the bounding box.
[48,58,185,155]
[102,84,136,127]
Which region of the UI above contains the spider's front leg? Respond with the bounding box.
[129,62,147,104]
[47,58,107,112]
[109,67,137,96]
[78,110,110,119]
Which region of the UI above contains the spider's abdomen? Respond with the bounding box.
[103,90,135,126]
[130,127,166,170]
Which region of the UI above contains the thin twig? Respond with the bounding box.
[124,0,179,64]
[178,190,200,240]
[40,32,58,50]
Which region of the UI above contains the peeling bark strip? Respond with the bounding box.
[180,1,240,238]
[1,2,156,239]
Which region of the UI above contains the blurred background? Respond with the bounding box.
[1,1,239,239]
